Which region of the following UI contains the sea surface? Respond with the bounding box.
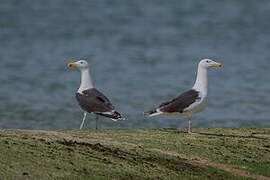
[1,0,270,130]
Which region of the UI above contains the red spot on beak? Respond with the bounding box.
[68,62,77,67]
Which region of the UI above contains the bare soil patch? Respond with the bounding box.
[148,148,270,180]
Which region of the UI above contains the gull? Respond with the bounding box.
[68,60,124,130]
[144,59,222,134]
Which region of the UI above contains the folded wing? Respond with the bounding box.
[76,88,122,120]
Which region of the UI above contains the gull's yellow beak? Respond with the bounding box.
[68,62,77,67]
[214,62,222,67]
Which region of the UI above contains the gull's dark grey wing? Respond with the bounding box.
[159,89,201,113]
[76,88,113,113]
[146,89,201,115]
[76,88,122,120]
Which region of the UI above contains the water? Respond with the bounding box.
[1,0,270,130]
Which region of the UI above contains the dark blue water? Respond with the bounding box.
[1,0,270,130]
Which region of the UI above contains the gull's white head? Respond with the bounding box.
[68,60,89,70]
[199,59,222,69]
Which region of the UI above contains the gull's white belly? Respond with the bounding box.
[184,98,208,116]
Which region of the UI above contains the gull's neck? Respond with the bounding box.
[78,68,94,93]
[192,65,208,95]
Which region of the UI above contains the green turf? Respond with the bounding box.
[0,128,269,179]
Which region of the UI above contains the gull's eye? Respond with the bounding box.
[206,60,210,63]
[80,61,83,64]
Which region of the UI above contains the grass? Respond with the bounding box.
[0,128,269,179]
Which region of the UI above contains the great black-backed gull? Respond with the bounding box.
[68,60,123,130]
[144,59,222,134]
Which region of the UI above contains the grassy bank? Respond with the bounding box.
[0,128,269,179]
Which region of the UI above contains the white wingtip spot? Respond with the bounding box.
[149,112,163,117]
[111,117,126,121]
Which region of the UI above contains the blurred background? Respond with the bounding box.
[0,0,269,130]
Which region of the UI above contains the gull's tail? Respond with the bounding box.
[144,108,162,117]
[96,111,125,121]
[110,111,126,121]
